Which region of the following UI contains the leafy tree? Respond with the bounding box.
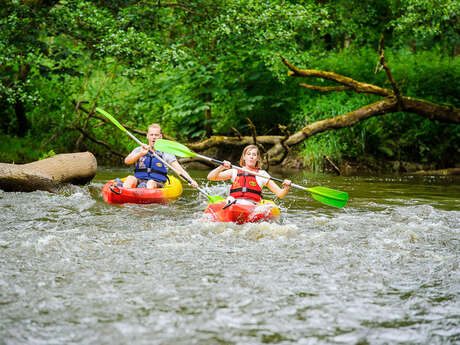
[0,0,458,168]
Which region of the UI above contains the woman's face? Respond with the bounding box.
[244,148,259,168]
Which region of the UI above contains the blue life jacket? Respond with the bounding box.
[134,151,168,183]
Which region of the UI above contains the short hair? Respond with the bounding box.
[147,123,162,134]
[239,145,261,169]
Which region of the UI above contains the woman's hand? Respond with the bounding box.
[208,160,232,181]
[282,179,291,188]
[221,160,232,170]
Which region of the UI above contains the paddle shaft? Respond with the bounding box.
[197,154,308,191]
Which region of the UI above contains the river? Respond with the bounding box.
[1,169,459,345]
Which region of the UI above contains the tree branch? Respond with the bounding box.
[267,98,399,163]
[73,127,125,157]
[247,117,258,144]
[377,35,402,105]
[401,96,460,123]
[187,135,283,151]
[281,56,392,97]
[324,155,341,175]
[299,83,351,92]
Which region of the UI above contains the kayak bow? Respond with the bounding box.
[204,199,280,224]
[102,175,183,204]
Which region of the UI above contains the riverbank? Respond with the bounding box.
[179,151,460,176]
[1,135,458,177]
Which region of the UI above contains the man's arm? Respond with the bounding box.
[170,160,198,188]
[125,145,149,164]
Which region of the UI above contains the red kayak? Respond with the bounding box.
[204,199,280,224]
[102,175,182,204]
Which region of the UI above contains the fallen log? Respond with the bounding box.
[0,152,97,193]
[413,168,460,176]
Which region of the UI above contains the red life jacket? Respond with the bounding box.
[230,169,262,202]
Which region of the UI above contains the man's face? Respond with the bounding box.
[147,127,162,147]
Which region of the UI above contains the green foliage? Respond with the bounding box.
[0,134,47,163]
[294,48,460,169]
[39,149,56,160]
[390,0,460,53]
[0,0,458,169]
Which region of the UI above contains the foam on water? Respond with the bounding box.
[0,174,459,345]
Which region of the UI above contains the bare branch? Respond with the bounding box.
[324,155,341,175]
[247,117,258,144]
[267,98,399,163]
[282,56,392,97]
[299,83,351,92]
[278,124,291,138]
[73,127,125,157]
[231,126,243,139]
[401,97,460,123]
[187,135,283,151]
[377,35,402,105]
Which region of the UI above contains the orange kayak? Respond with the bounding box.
[204,199,280,224]
[102,175,182,204]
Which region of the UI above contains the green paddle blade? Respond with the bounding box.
[306,186,349,208]
[95,107,127,133]
[207,195,225,204]
[154,139,197,158]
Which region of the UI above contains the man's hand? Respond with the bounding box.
[140,144,151,156]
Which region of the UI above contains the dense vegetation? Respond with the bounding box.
[1,0,459,170]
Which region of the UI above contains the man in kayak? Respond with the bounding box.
[207,144,291,203]
[123,123,198,189]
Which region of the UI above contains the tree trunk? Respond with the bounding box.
[205,105,212,136]
[14,98,28,136]
[0,152,97,193]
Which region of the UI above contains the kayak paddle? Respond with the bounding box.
[94,107,224,204]
[154,138,349,208]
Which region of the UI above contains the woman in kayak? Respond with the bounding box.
[207,145,291,203]
[123,123,198,189]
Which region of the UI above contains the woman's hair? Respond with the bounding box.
[239,145,261,169]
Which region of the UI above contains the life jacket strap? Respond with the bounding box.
[134,167,167,175]
[237,172,254,177]
[229,187,262,196]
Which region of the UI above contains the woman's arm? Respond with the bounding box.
[207,161,233,181]
[265,179,291,198]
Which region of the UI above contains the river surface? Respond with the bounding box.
[1,169,459,345]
